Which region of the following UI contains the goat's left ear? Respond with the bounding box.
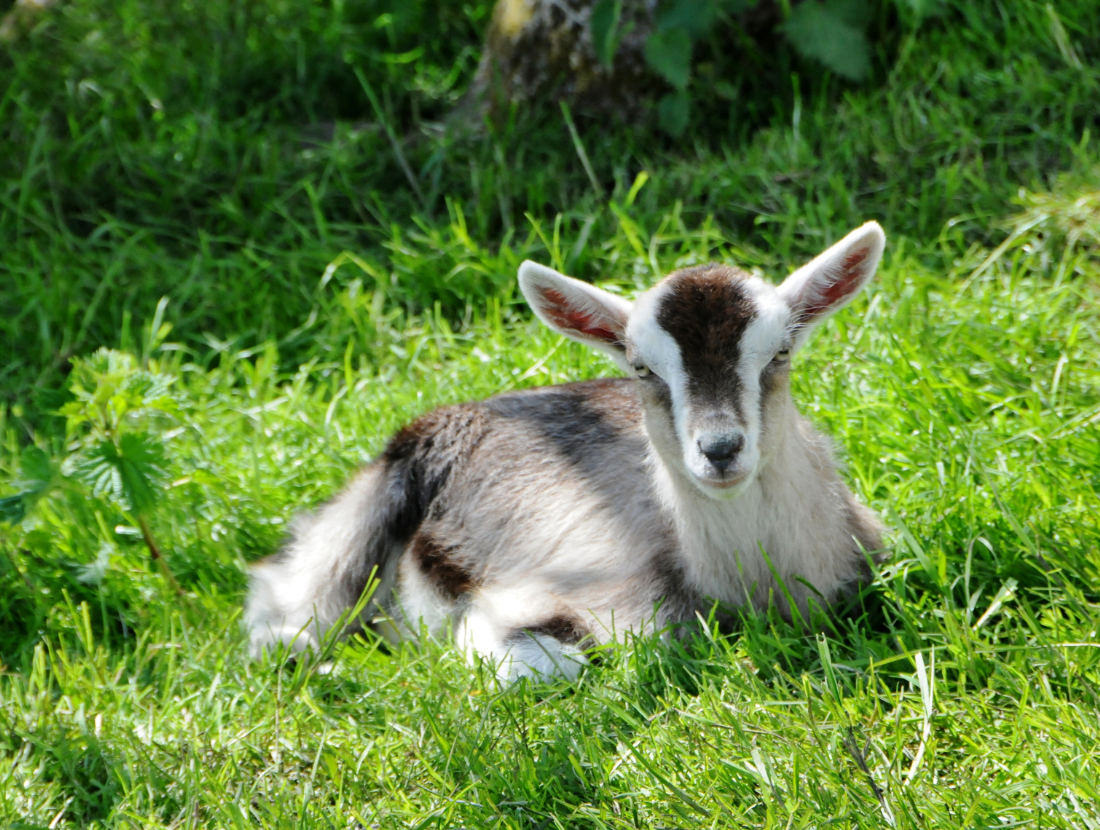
[777,221,885,348]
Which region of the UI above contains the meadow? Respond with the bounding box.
[1,0,1099,827]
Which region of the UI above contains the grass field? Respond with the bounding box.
[2,0,1100,827]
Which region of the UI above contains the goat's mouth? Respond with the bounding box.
[693,466,753,495]
[700,472,749,488]
[704,476,746,489]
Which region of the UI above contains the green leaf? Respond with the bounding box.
[121,370,176,412]
[782,0,872,82]
[68,348,137,405]
[71,444,126,508]
[18,447,53,495]
[590,0,622,69]
[65,347,178,437]
[656,0,718,38]
[71,433,168,515]
[645,28,693,90]
[657,91,691,137]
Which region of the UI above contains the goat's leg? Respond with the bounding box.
[456,603,588,682]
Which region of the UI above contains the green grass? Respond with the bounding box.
[2,0,1100,827]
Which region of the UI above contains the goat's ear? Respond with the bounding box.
[777,222,885,348]
[519,261,632,361]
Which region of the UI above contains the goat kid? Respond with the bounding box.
[246,222,887,680]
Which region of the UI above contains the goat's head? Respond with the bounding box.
[519,222,885,499]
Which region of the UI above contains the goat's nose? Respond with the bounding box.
[698,433,745,467]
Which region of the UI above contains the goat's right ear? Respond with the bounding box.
[518,261,632,360]
[777,221,885,349]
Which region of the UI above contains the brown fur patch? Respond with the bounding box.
[409,532,474,599]
[524,614,590,645]
[655,265,757,411]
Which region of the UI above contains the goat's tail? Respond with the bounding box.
[244,461,409,659]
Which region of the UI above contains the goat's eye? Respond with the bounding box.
[633,363,653,378]
[772,348,790,363]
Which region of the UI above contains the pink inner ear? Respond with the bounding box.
[802,247,870,318]
[542,289,619,342]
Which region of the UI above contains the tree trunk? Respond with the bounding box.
[461,0,662,123]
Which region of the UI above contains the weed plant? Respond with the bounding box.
[1,0,1099,827]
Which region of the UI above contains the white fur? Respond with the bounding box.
[245,465,401,658]
[652,417,861,615]
[627,283,694,466]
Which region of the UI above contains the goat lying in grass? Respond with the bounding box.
[246,222,886,679]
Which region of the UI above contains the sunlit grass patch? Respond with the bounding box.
[3,191,1099,826]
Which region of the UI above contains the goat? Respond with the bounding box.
[245,222,886,680]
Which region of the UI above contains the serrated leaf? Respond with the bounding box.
[117,432,169,514]
[58,399,91,423]
[69,348,137,405]
[121,370,175,407]
[65,345,178,438]
[657,91,691,137]
[782,0,872,82]
[645,27,693,90]
[591,0,622,69]
[72,444,126,507]
[72,433,168,514]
